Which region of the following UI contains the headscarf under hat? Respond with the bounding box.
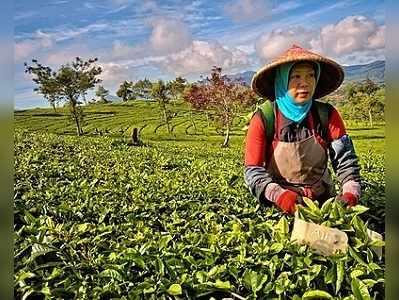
[274,61,321,123]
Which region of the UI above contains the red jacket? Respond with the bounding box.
[245,105,346,166]
[243,103,361,203]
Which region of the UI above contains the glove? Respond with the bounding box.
[337,192,358,207]
[300,187,315,199]
[276,190,300,215]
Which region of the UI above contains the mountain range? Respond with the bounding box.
[225,60,385,86]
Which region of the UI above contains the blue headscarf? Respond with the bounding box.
[274,61,320,123]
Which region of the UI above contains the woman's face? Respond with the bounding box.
[288,62,316,105]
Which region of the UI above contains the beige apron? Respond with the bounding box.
[267,131,336,201]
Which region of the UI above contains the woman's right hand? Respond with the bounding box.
[276,190,300,214]
[265,183,301,214]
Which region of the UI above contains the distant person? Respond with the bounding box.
[244,45,361,214]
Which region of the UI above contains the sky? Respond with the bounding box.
[14,0,385,109]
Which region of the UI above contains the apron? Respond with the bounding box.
[267,111,336,202]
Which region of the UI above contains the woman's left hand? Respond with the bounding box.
[337,192,358,207]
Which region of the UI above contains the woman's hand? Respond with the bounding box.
[337,192,358,207]
[337,180,361,207]
[276,190,301,214]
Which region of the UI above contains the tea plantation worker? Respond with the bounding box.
[244,45,361,215]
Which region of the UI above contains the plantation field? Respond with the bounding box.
[14,102,385,299]
[14,101,385,152]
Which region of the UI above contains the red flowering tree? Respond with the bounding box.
[183,66,257,147]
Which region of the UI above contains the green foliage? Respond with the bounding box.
[24,57,102,136]
[95,85,110,103]
[133,78,153,100]
[335,80,385,126]
[14,130,384,299]
[167,76,187,101]
[116,80,135,102]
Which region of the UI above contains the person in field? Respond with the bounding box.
[244,45,361,215]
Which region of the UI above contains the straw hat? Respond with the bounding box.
[251,45,344,100]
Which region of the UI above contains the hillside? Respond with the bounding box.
[14,100,250,144]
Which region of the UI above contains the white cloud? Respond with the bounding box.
[255,27,317,62]
[319,15,385,57]
[273,0,303,14]
[55,23,110,42]
[368,25,385,49]
[254,15,385,63]
[104,17,193,61]
[149,18,192,54]
[98,62,135,88]
[158,40,250,76]
[224,0,273,22]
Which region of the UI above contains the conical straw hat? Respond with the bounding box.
[251,45,344,100]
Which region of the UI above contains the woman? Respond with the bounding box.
[244,45,361,215]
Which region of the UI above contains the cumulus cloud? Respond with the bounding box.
[319,15,385,57]
[224,0,273,22]
[255,27,317,62]
[158,40,250,76]
[149,18,192,54]
[255,15,385,63]
[107,40,138,61]
[103,17,193,62]
[98,62,134,88]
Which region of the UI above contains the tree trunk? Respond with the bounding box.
[70,100,83,136]
[163,108,171,134]
[221,124,230,148]
[51,102,57,113]
[368,109,373,127]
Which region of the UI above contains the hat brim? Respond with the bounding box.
[251,56,344,101]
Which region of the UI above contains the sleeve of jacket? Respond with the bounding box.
[327,106,362,184]
[244,113,274,203]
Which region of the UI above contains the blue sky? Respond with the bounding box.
[14,0,385,109]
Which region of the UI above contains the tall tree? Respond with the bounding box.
[25,57,102,135]
[342,80,385,126]
[183,66,257,147]
[168,76,187,102]
[116,80,134,102]
[150,80,173,134]
[134,78,152,100]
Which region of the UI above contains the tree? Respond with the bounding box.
[116,80,134,102]
[95,85,110,103]
[168,76,187,102]
[134,78,152,100]
[342,80,385,126]
[25,57,102,136]
[150,80,173,134]
[183,66,257,147]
